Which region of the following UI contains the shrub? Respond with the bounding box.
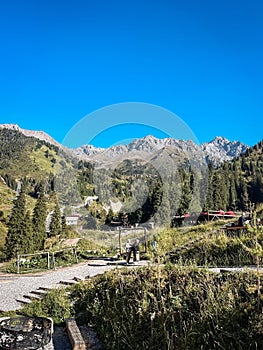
[21,288,72,325]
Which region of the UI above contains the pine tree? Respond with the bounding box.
[32,187,47,251]
[5,187,27,259]
[176,169,194,216]
[105,208,114,225]
[23,211,34,254]
[229,175,238,210]
[61,216,67,234]
[203,164,214,211]
[49,201,62,237]
[154,187,171,226]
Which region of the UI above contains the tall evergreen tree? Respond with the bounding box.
[49,201,62,237]
[203,164,214,211]
[228,175,238,210]
[5,187,28,259]
[105,208,114,225]
[32,186,47,251]
[154,186,171,226]
[23,211,34,254]
[177,170,192,216]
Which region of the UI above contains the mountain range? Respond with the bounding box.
[0,124,248,166]
[0,123,262,244]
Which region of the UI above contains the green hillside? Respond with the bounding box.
[205,140,263,211]
[0,128,76,191]
[0,127,262,262]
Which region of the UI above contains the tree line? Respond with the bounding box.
[204,140,263,212]
[5,185,67,260]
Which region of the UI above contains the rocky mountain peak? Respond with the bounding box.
[201,136,248,164]
[0,124,249,167]
[76,134,248,167]
[0,123,61,148]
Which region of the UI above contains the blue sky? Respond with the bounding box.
[0,0,262,148]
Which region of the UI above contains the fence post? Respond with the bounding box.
[119,229,122,255]
[17,254,20,274]
[144,228,147,253]
[52,252,56,270]
[47,252,50,269]
[73,247,78,264]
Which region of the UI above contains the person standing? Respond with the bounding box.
[126,239,140,264]
[238,212,246,226]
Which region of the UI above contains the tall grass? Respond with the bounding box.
[158,222,263,267]
[66,265,263,350]
[17,221,263,349]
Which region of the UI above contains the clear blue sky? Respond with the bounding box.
[0,0,262,148]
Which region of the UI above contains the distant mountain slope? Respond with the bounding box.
[76,134,248,166]
[0,124,248,166]
[201,136,248,165]
[204,139,263,211]
[0,127,79,204]
[0,124,61,149]
[0,124,261,243]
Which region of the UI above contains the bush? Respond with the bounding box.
[21,288,72,325]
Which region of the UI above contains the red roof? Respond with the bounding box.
[225,211,236,216]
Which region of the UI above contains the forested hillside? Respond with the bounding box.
[0,128,60,195]
[204,140,263,211]
[0,129,78,259]
[0,127,262,262]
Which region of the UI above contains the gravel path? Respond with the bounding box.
[0,260,149,312]
[0,260,150,350]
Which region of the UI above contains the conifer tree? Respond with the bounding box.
[5,186,27,259]
[49,201,62,237]
[32,186,47,251]
[203,164,214,211]
[229,175,238,210]
[105,208,114,225]
[177,174,192,216]
[23,211,34,254]
[154,187,171,226]
[61,215,67,235]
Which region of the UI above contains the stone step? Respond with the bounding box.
[59,279,78,286]
[39,286,54,291]
[73,276,85,282]
[87,263,107,267]
[30,289,47,296]
[16,298,31,305]
[23,293,42,300]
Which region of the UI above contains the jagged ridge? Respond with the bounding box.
[0,124,248,166]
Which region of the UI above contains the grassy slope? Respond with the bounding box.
[0,179,15,212]
[158,220,262,267]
